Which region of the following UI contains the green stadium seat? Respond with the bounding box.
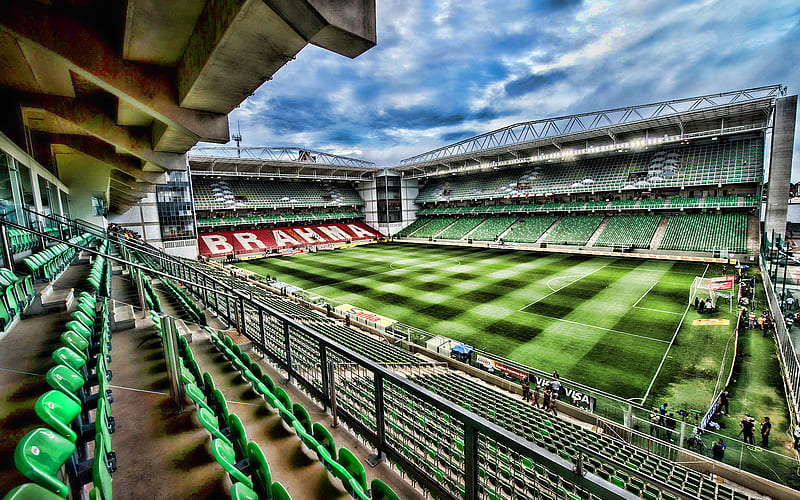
[34,390,81,442]
[338,447,368,496]
[246,441,272,497]
[89,440,113,500]
[2,483,65,500]
[211,438,252,488]
[312,422,336,459]
[371,479,401,500]
[231,482,259,500]
[45,364,85,405]
[51,346,87,373]
[270,482,292,500]
[13,428,76,497]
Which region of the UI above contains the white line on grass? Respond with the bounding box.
[546,275,585,292]
[516,309,671,344]
[632,281,659,308]
[517,264,609,312]
[641,263,710,403]
[633,306,684,315]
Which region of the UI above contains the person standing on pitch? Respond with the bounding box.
[712,438,726,461]
[760,417,771,447]
[740,416,755,445]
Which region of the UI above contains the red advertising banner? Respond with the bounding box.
[197,222,382,257]
[709,281,734,290]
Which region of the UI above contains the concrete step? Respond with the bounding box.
[23,284,74,316]
[649,215,670,250]
[585,216,609,247]
[111,300,136,331]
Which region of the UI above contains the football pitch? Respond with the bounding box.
[236,243,737,403]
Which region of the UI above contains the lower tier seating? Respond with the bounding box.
[542,215,604,246]
[658,213,747,253]
[592,214,661,248]
[503,216,557,243]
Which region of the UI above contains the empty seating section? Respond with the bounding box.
[170,315,401,500]
[469,216,519,241]
[542,216,604,245]
[8,286,115,499]
[22,233,95,281]
[395,218,431,237]
[408,217,457,238]
[413,194,755,215]
[410,371,748,500]
[415,137,763,202]
[193,178,364,210]
[0,267,35,331]
[503,216,557,243]
[592,215,661,248]
[436,217,486,240]
[197,211,364,228]
[7,228,37,254]
[658,214,748,253]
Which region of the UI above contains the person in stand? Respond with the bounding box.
[550,377,562,400]
[658,402,668,426]
[541,388,551,413]
[548,397,558,416]
[760,417,771,447]
[664,413,677,442]
[531,385,541,409]
[740,416,755,445]
[712,438,727,461]
[649,411,661,439]
[718,389,731,415]
[521,377,531,402]
[793,423,800,450]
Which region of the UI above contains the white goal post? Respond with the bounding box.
[689,276,734,312]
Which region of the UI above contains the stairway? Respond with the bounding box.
[585,217,609,247]
[649,215,670,250]
[534,216,561,244]
[497,218,522,241]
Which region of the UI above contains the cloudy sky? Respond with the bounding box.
[207,0,800,175]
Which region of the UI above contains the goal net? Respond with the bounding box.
[689,276,735,311]
[689,277,714,307]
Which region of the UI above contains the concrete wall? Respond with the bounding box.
[357,179,378,229]
[765,95,797,236]
[400,176,419,230]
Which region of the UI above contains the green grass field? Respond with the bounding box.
[236,242,737,404]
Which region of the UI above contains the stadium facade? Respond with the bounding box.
[2,2,800,500]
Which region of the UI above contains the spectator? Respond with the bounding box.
[760,417,771,447]
[712,438,726,461]
[665,413,677,442]
[531,385,541,409]
[658,402,668,426]
[542,388,551,412]
[649,411,661,438]
[793,423,800,450]
[718,389,731,415]
[740,416,755,445]
[550,377,562,399]
[548,397,558,416]
[521,377,531,402]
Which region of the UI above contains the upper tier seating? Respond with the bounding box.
[197,211,364,228]
[415,137,763,203]
[592,214,661,248]
[658,213,748,253]
[542,215,604,246]
[193,179,364,210]
[503,216,557,243]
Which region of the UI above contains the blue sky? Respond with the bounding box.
[214,0,800,176]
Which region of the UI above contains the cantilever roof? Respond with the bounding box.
[396,85,784,173]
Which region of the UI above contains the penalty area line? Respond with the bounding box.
[641,263,709,403]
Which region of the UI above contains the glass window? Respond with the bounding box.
[17,163,35,225]
[38,176,53,216]
[156,170,196,241]
[376,176,402,223]
[59,190,70,218]
[0,152,17,224]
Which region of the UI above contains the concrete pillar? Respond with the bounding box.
[764,95,797,237]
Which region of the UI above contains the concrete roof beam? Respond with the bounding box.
[263,0,376,58]
[21,95,186,171]
[49,138,167,185]
[0,0,230,145]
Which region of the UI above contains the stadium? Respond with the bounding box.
[0,2,799,500]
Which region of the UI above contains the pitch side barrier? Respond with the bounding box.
[2,215,638,500]
[761,231,800,422]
